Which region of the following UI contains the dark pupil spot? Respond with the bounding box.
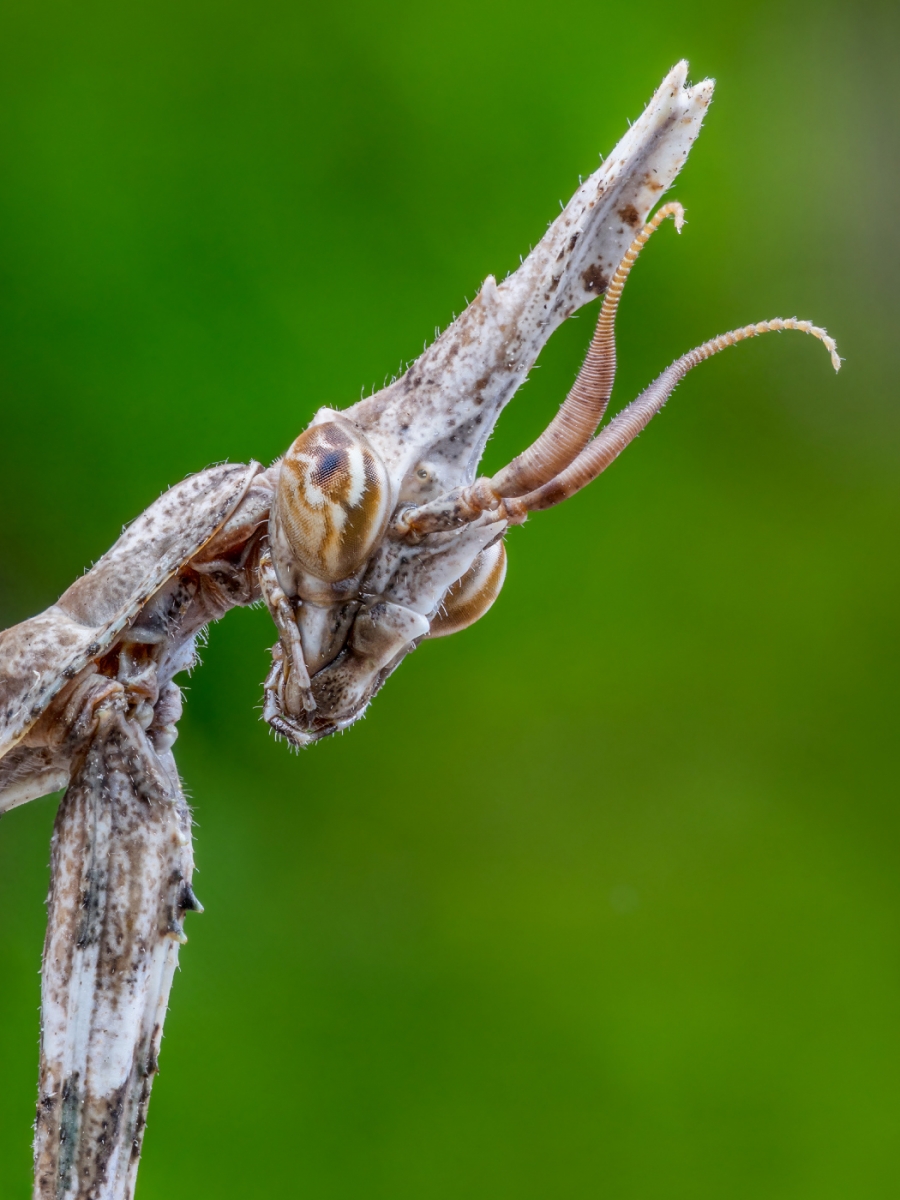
[314,450,345,487]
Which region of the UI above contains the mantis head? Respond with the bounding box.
[260,63,839,746]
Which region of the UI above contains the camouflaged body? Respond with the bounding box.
[1,61,713,798]
[0,61,721,1200]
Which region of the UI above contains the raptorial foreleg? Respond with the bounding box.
[258,547,317,744]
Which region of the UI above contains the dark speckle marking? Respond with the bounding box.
[581,263,609,294]
[75,869,103,948]
[618,203,640,227]
[58,1072,82,1196]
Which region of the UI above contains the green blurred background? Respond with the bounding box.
[1,1,898,1196]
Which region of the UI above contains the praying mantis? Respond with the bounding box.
[0,61,839,1200]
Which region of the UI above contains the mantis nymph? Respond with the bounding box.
[0,62,839,1200]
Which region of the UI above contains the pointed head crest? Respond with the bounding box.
[261,62,838,746]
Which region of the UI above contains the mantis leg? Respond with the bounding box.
[33,694,199,1200]
[258,548,316,743]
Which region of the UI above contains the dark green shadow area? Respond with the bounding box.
[1,1,898,1196]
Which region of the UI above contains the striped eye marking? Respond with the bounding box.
[429,541,507,638]
[274,421,391,583]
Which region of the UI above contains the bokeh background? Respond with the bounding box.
[1,1,898,1196]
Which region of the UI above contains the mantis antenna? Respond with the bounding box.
[402,207,841,534]
[491,201,687,498]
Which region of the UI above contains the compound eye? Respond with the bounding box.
[274,421,391,582]
[429,541,507,638]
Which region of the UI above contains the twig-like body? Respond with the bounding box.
[0,62,839,1200]
[35,702,195,1200]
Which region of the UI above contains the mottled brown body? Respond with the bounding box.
[35,700,194,1200]
[0,61,839,1200]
